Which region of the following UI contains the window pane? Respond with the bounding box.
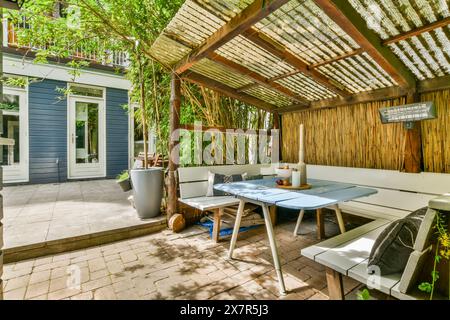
[0,94,20,166]
[75,102,99,164]
[71,86,103,98]
[0,94,20,112]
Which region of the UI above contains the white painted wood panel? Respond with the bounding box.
[306,165,450,195]
[179,181,208,199]
[315,226,389,275]
[179,196,239,211]
[339,202,411,221]
[352,188,435,211]
[301,219,390,260]
[178,164,273,183]
[348,260,401,295]
[391,283,419,300]
[276,163,450,195]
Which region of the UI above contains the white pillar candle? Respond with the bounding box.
[299,124,305,163]
[292,171,301,187]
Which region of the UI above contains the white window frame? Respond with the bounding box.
[1,85,29,183]
[67,83,106,179]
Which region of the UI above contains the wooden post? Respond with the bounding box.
[316,208,325,240]
[273,111,282,162]
[212,208,223,243]
[403,92,423,173]
[326,267,345,300]
[167,73,181,221]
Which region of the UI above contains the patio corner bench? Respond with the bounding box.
[300,165,450,300]
[177,164,274,242]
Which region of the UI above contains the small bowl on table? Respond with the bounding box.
[275,167,293,179]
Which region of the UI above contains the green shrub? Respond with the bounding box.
[116,170,129,182]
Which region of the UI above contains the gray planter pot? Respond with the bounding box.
[130,168,163,219]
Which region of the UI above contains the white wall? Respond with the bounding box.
[3,54,131,90]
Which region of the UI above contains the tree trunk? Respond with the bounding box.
[138,57,148,169]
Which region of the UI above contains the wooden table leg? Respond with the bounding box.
[269,205,277,225]
[212,208,223,243]
[326,267,345,300]
[316,208,325,240]
[333,204,346,234]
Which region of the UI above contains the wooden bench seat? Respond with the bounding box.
[179,196,239,211]
[297,164,450,300]
[178,164,274,242]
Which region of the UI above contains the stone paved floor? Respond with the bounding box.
[2,180,161,249]
[1,216,363,300]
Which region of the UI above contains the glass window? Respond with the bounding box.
[70,85,104,98]
[75,102,99,164]
[0,94,20,166]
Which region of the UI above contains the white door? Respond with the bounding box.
[68,96,106,179]
[0,87,29,183]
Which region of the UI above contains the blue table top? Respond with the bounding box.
[214,177,377,210]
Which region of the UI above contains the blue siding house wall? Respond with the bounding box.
[106,88,129,178]
[29,79,68,184]
[27,81,129,184]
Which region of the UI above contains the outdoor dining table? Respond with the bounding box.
[214,177,378,295]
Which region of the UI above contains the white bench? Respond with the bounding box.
[298,165,450,299]
[178,164,275,242]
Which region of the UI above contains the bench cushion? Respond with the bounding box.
[368,207,427,276]
[179,196,239,211]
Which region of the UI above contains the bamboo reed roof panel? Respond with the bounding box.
[150,0,450,110]
[349,0,450,80]
[150,35,191,66]
[243,85,295,107]
[215,35,297,79]
[275,73,337,100]
[190,58,255,89]
[254,0,360,65]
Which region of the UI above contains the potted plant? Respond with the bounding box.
[128,49,164,219]
[116,170,132,192]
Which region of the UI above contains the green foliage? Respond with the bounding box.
[357,289,371,300]
[417,212,450,300]
[2,76,28,88]
[418,282,432,293]
[6,0,273,163]
[116,170,129,182]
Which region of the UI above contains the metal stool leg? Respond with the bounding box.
[228,199,245,259]
[293,209,305,236]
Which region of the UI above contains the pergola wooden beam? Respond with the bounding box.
[242,28,350,97]
[314,0,416,89]
[210,54,309,105]
[418,74,450,93]
[182,71,277,112]
[277,86,412,113]
[174,0,290,74]
[383,17,450,45]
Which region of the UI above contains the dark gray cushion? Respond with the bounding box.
[212,173,244,196]
[367,207,428,276]
[246,174,264,181]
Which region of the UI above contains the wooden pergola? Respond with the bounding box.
[149,0,450,218]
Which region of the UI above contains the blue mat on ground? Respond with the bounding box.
[196,220,263,237]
